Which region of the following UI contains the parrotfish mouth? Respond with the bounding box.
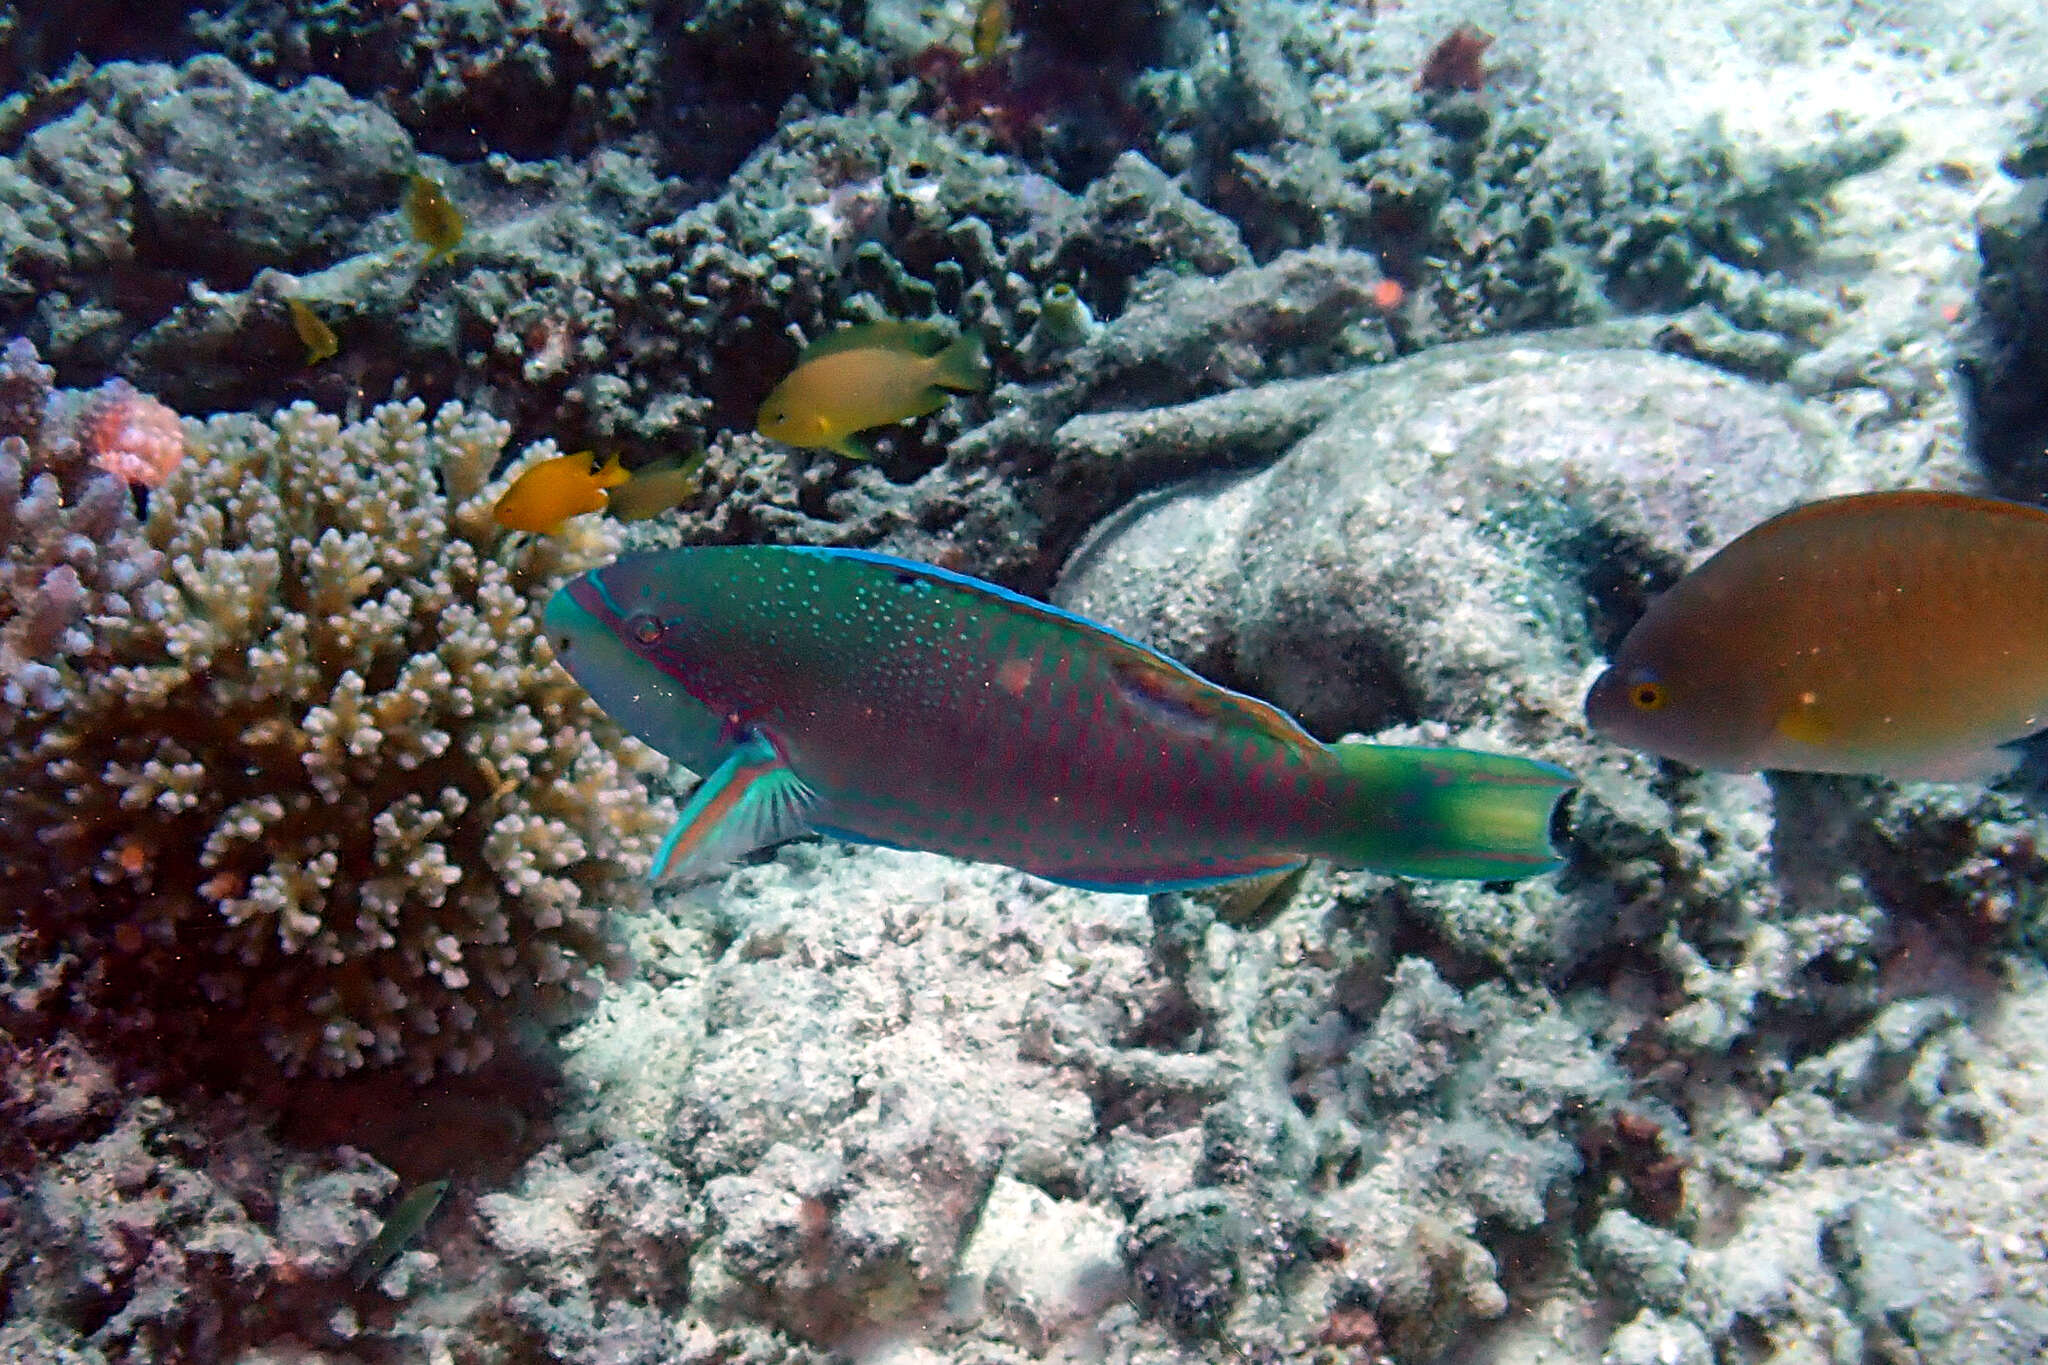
[540,575,613,679]
[543,573,727,772]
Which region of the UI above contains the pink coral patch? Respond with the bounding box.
[83,380,186,489]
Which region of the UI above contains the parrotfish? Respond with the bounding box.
[493,451,629,535]
[545,546,1575,888]
[1586,489,2048,780]
[756,320,988,460]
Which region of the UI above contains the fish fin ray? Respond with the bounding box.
[1316,743,1575,881]
[798,320,954,363]
[1873,745,2022,783]
[929,331,990,392]
[1773,701,1835,746]
[653,735,818,883]
[1035,857,1308,895]
[1108,649,1319,751]
[831,431,879,461]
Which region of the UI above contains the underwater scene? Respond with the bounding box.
[3,0,2048,1361]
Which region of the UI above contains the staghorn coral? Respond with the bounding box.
[0,341,671,1081]
[0,339,166,716]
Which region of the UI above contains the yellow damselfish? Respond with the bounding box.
[605,452,706,523]
[1585,490,2048,781]
[286,297,338,365]
[756,320,988,460]
[492,451,628,535]
[406,172,465,264]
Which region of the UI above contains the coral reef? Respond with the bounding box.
[0,339,671,1082]
[1965,99,2048,498]
[0,1032,403,1363]
[5,0,2048,1362]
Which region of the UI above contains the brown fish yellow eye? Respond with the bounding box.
[1630,681,1668,711]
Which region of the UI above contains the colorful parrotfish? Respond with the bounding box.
[545,546,1574,889]
[544,548,1564,892]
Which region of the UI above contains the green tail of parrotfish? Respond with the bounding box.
[543,545,1575,891]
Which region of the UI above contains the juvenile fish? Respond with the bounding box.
[546,546,1574,887]
[287,297,338,365]
[406,172,464,264]
[351,1179,449,1290]
[1586,489,2048,780]
[493,451,629,535]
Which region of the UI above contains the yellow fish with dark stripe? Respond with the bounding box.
[1587,490,2048,780]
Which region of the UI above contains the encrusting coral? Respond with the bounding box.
[0,338,672,1082]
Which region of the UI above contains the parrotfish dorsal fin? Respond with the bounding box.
[797,320,954,364]
[799,546,1321,753]
[653,734,819,883]
[1107,647,1320,751]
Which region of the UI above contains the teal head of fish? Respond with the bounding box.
[544,545,1576,890]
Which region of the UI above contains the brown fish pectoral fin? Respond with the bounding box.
[652,734,818,883]
[1773,698,1837,747]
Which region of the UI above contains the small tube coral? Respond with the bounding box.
[0,342,672,1081]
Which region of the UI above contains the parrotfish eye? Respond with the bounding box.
[1630,679,1670,711]
[628,613,665,646]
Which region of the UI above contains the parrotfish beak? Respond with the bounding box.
[542,574,616,686]
[543,572,729,772]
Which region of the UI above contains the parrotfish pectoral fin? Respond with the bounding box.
[1317,743,1576,881]
[651,734,818,884]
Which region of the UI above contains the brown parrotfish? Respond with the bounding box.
[545,546,1574,888]
[1586,489,2048,780]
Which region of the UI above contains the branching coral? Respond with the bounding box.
[0,340,671,1081]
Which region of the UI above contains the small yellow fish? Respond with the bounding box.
[973,0,1011,60]
[492,451,628,535]
[1585,490,2048,781]
[757,320,989,460]
[605,452,706,523]
[406,172,464,264]
[286,297,338,365]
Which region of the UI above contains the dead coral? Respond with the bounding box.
[0,341,671,1082]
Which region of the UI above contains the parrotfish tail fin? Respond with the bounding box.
[932,331,990,393]
[1316,742,1576,881]
[652,734,819,884]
